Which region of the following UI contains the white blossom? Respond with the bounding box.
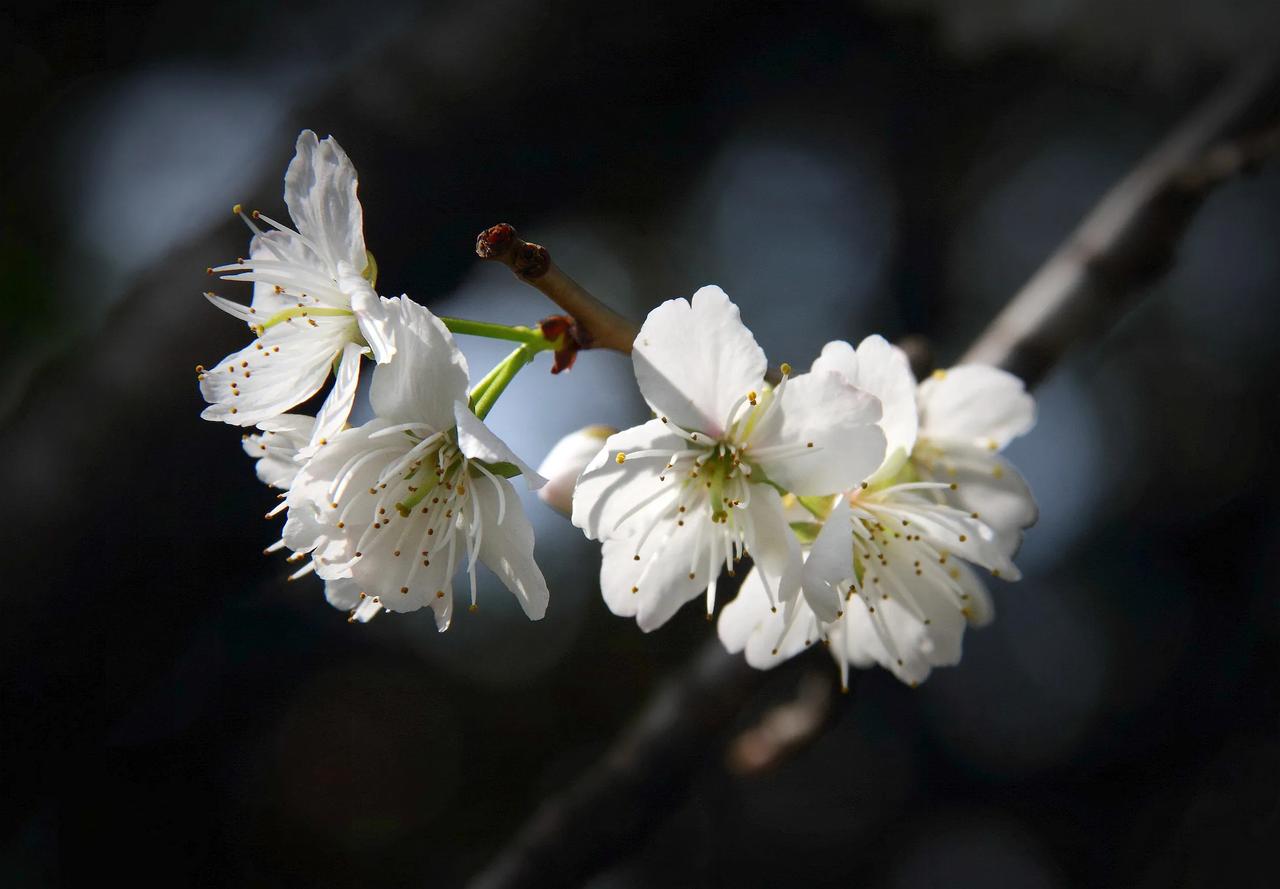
[536,426,617,515]
[276,297,549,628]
[720,336,1034,686]
[197,130,396,451]
[719,545,994,689]
[913,364,1038,554]
[572,286,886,631]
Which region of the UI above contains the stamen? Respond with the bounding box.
[470,461,508,526]
[378,432,445,485]
[608,481,682,538]
[250,211,330,265]
[329,446,401,504]
[746,441,820,461]
[465,482,483,610]
[369,422,436,440]
[740,372,788,446]
[659,417,709,446]
[721,390,757,438]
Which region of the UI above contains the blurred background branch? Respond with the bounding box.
[464,52,1280,889]
[963,52,1280,384]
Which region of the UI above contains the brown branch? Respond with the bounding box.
[476,223,639,354]
[465,54,1280,889]
[962,53,1280,383]
[465,641,762,889]
[725,668,839,776]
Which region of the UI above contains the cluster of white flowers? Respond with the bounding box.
[200,130,1037,685]
[565,290,1037,686]
[200,132,549,628]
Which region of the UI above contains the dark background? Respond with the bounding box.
[3,1,1279,886]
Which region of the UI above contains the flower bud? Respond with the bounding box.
[536,425,616,515]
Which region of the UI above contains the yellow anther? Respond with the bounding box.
[779,362,792,376]
[232,203,243,215]
[615,452,626,464]
[931,368,947,380]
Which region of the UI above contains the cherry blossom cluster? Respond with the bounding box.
[566,290,1036,686]
[198,130,1037,685]
[198,131,550,627]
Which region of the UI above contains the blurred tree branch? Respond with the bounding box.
[464,52,1280,889]
[962,52,1280,385]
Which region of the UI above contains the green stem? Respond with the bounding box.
[470,345,536,419]
[440,316,557,349]
[468,359,508,408]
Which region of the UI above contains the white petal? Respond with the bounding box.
[718,567,819,669]
[742,484,803,606]
[801,498,856,622]
[343,267,396,364]
[838,590,965,686]
[302,340,365,456]
[632,285,767,436]
[813,336,918,483]
[869,494,1019,580]
[808,339,860,381]
[245,229,318,313]
[287,419,465,624]
[200,314,355,426]
[749,370,886,496]
[324,577,364,611]
[454,402,545,490]
[915,442,1038,551]
[917,365,1035,450]
[536,426,616,515]
[571,420,690,540]
[281,491,331,561]
[369,297,469,429]
[352,596,384,622]
[243,414,314,489]
[283,130,367,274]
[833,530,974,685]
[599,519,709,631]
[473,474,549,620]
[956,559,995,626]
[281,420,392,568]
[204,292,259,326]
[716,568,769,655]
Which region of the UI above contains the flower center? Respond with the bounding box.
[315,424,518,615]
